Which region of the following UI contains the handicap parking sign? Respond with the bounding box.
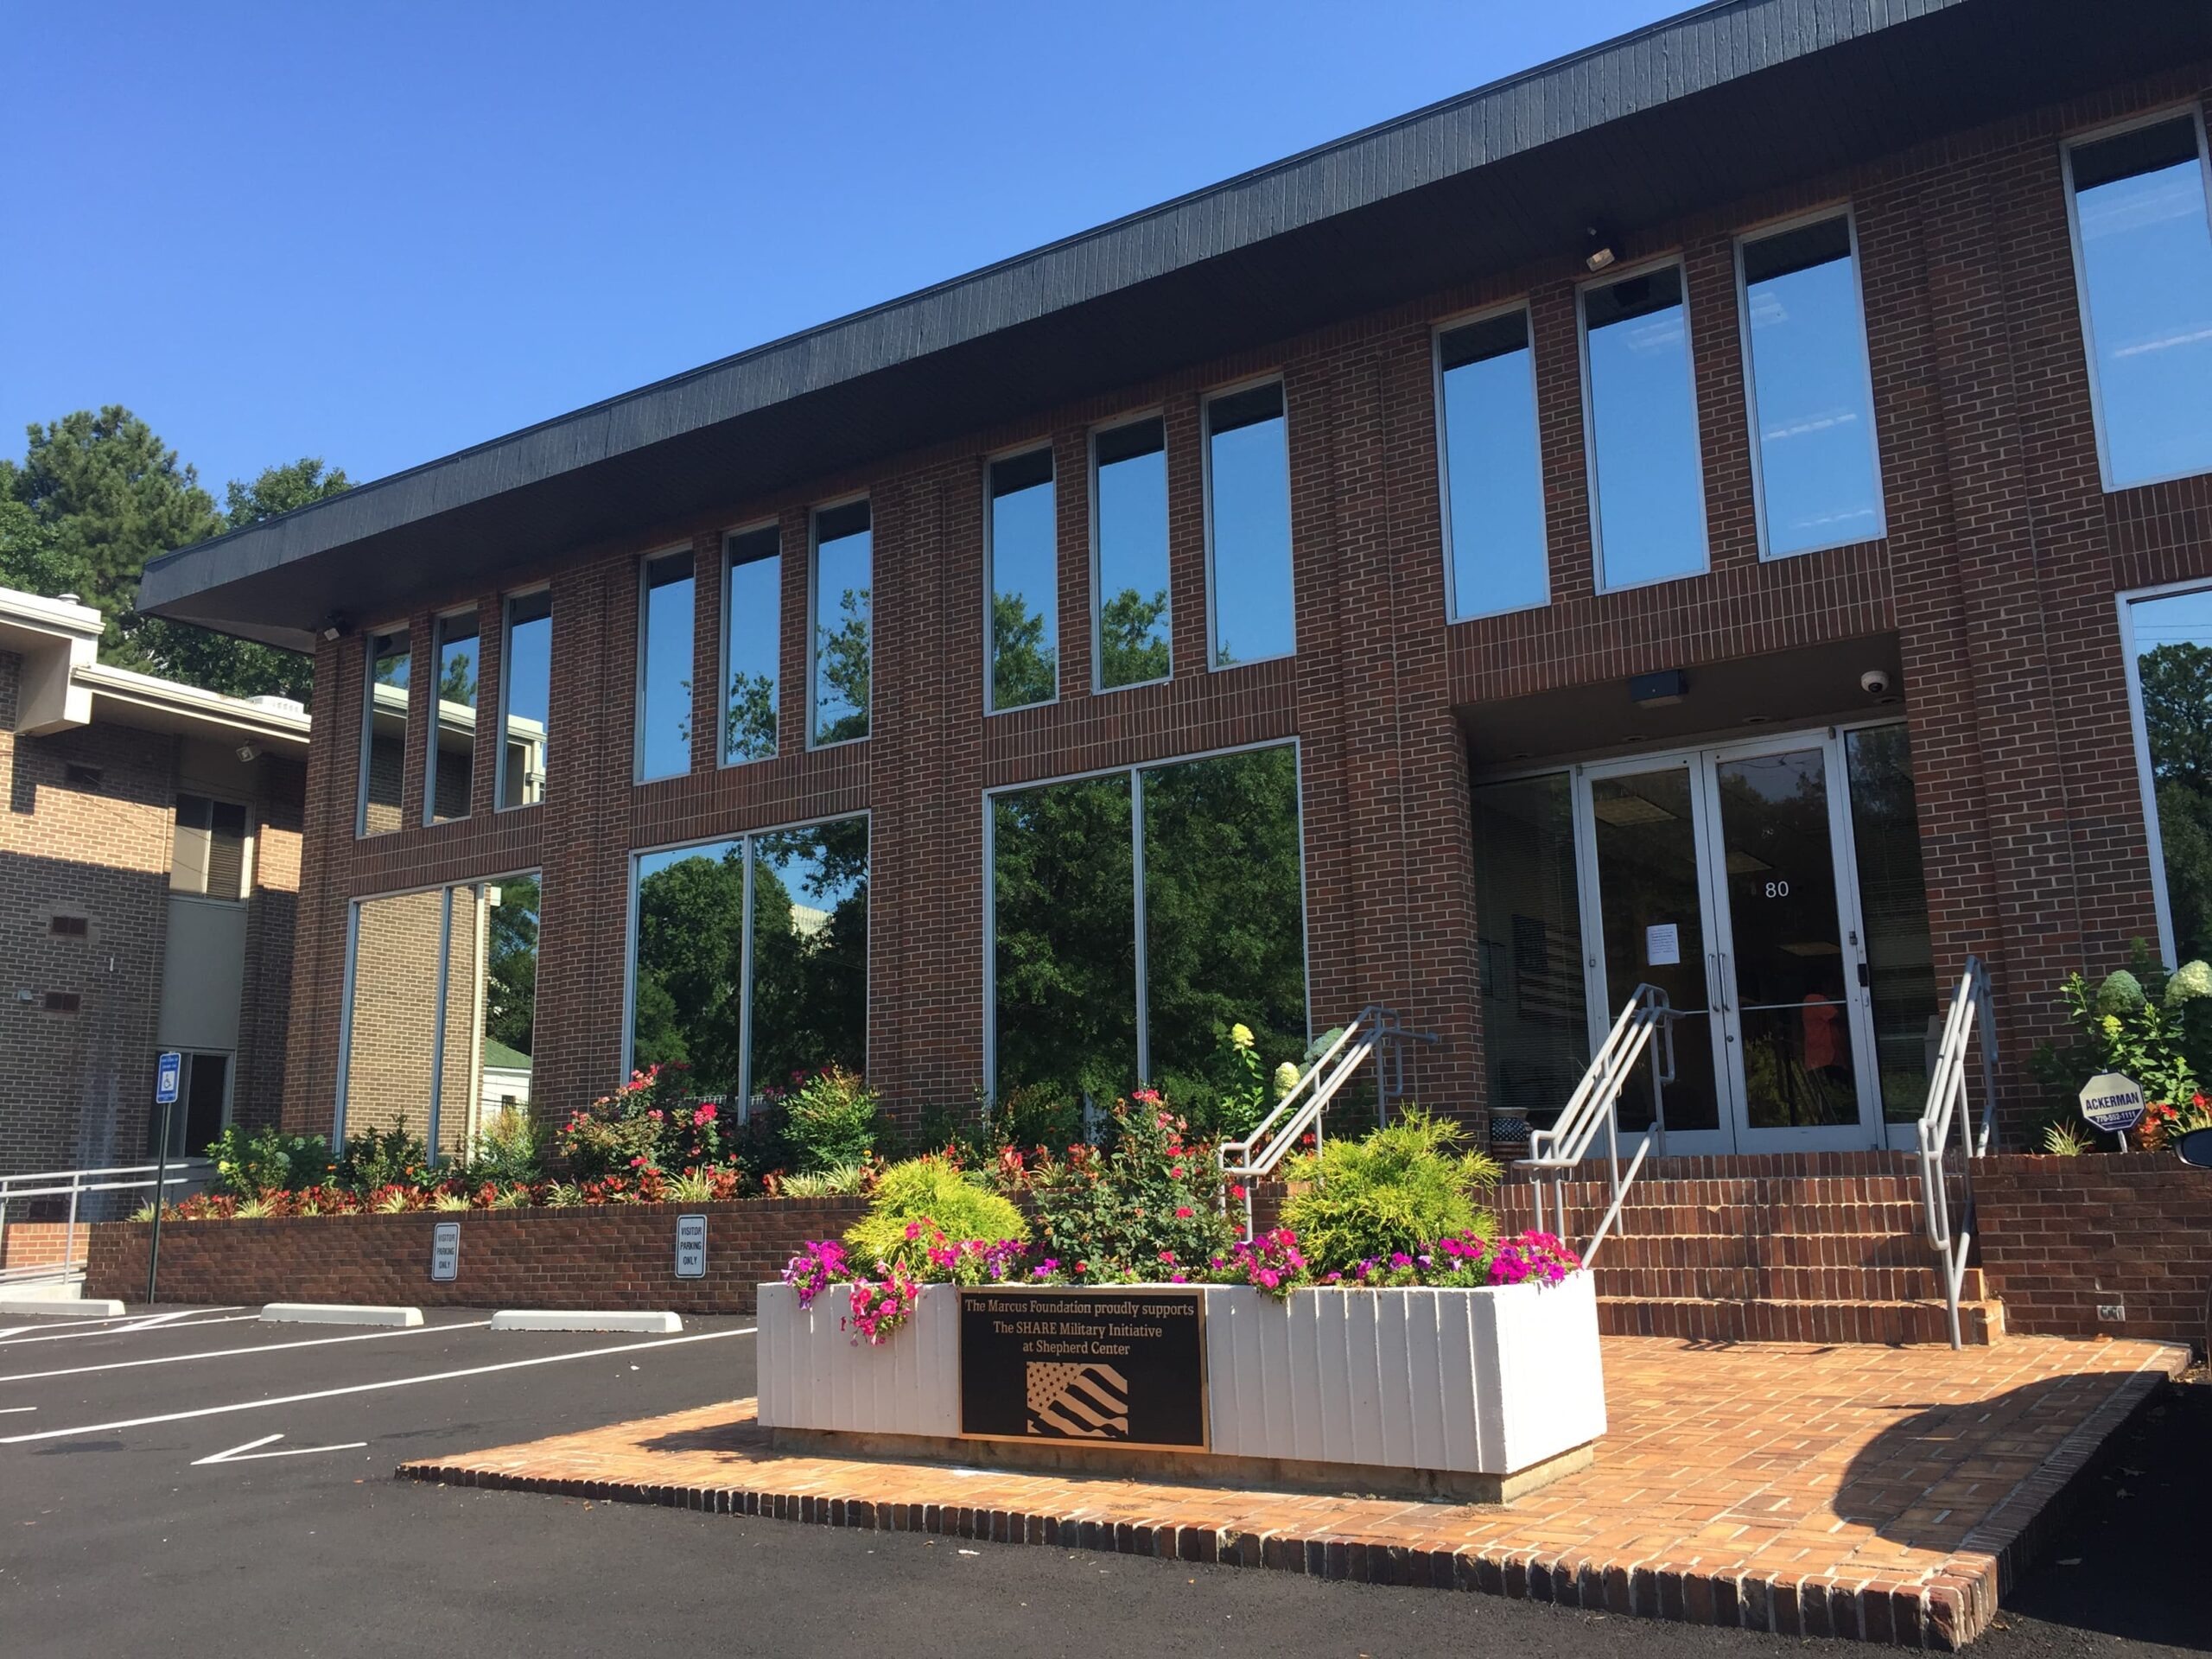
[156,1051,182,1105]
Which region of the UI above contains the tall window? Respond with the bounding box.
[637,550,695,782]
[628,817,868,1105]
[1205,383,1294,665]
[340,874,539,1158]
[723,524,780,763]
[171,795,251,900]
[1438,308,1548,619]
[1738,213,1885,556]
[2122,583,2212,963]
[1468,774,1589,1128]
[359,627,410,836]
[990,744,1306,1133]
[2066,111,2212,491]
[987,449,1058,711]
[1580,263,1708,590]
[1092,416,1170,690]
[428,610,479,823]
[810,501,871,745]
[498,590,551,810]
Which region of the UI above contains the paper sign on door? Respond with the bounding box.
[1645,923,1681,967]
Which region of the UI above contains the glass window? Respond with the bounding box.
[723,525,780,763]
[1581,264,1708,589]
[2069,114,2212,490]
[1205,383,1294,665]
[1843,727,1937,1122]
[1468,774,1590,1130]
[811,501,871,745]
[498,591,551,810]
[1740,213,1885,556]
[170,794,250,899]
[1093,416,1171,689]
[429,612,479,823]
[988,449,1058,712]
[749,820,869,1094]
[629,817,869,1110]
[2125,585,2212,962]
[149,1052,229,1160]
[638,550,695,782]
[359,627,410,836]
[1439,310,1548,619]
[989,743,1308,1135]
[1141,747,1307,1115]
[341,874,538,1158]
[992,773,1139,1110]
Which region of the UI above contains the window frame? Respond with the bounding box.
[1732,202,1889,561]
[1432,299,1551,622]
[720,519,784,767]
[2116,575,2212,966]
[1575,252,1713,594]
[169,791,257,903]
[982,442,1059,716]
[618,809,873,1106]
[494,585,551,812]
[1087,409,1173,696]
[634,544,697,785]
[2061,102,2212,496]
[424,606,481,825]
[1199,374,1296,671]
[978,735,1311,1104]
[805,494,873,751]
[356,622,410,840]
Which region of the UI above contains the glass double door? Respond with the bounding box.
[1575,733,1878,1154]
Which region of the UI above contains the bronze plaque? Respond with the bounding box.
[957,1287,1207,1450]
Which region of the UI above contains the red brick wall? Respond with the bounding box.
[278,67,2212,1146]
[0,1220,90,1270]
[1976,1154,2212,1346]
[86,1197,869,1314]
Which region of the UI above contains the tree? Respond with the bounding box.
[724,671,777,761]
[988,590,1057,709]
[1098,586,1169,686]
[2141,641,2212,961]
[485,877,540,1056]
[0,490,86,596]
[813,584,871,742]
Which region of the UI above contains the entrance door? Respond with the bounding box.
[1576,731,1879,1154]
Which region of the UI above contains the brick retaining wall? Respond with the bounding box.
[0,1220,89,1270]
[86,1197,869,1314]
[1975,1154,2211,1346]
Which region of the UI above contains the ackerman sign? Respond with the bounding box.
[957,1287,1205,1450]
[2078,1072,2146,1137]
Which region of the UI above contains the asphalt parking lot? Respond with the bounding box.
[1,1305,2202,1658]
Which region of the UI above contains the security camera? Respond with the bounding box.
[1859,669,1892,697]
[236,743,260,764]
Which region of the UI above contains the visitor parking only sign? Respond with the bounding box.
[957,1287,1206,1450]
[2078,1072,2146,1136]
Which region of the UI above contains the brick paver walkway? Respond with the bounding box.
[400,1333,2187,1649]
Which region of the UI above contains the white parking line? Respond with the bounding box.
[0,1313,258,1350]
[0,1325,756,1446]
[0,1406,34,1414]
[0,1306,244,1340]
[194,1432,369,1465]
[0,1318,496,1384]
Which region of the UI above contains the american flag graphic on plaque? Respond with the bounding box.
[1025,1361,1129,1438]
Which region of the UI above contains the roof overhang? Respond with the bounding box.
[137,0,2212,652]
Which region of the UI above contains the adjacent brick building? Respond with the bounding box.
[0,587,307,1178]
[137,0,2212,1164]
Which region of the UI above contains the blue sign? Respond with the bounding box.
[155,1051,182,1106]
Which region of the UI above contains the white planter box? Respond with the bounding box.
[757,1270,1604,1479]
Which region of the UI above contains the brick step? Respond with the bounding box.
[1508,1174,1926,1206]
[1598,1294,2005,1347]
[1589,1230,1942,1271]
[1591,1263,1986,1303]
[1515,1201,1931,1238]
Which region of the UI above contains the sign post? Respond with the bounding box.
[146,1051,182,1306]
[2078,1071,2146,1152]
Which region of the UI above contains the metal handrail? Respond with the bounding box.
[0,1160,215,1287]
[1515,984,1675,1265]
[1915,955,1997,1351]
[1216,1004,1434,1239]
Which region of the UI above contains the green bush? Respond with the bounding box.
[462,1109,543,1185]
[785,1065,880,1173]
[988,1082,1081,1152]
[1022,1095,1234,1278]
[331,1122,431,1193]
[844,1156,1027,1267]
[207,1124,333,1198]
[1279,1109,1500,1274]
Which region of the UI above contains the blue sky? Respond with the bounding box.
[2,1,1683,495]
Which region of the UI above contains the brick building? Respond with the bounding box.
[138,0,2212,1165]
[0,587,307,1177]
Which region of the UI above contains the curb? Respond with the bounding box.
[260,1303,424,1327]
[0,1296,127,1319]
[488,1310,683,1333]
